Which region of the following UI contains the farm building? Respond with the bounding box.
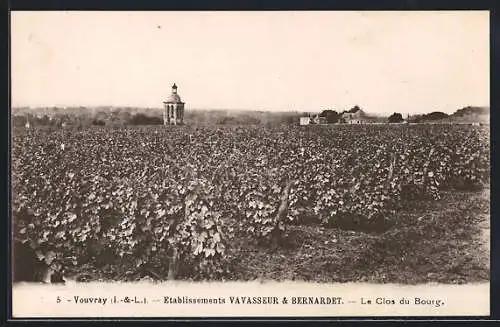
[299,117,311,125]
[311,115,327,125]
[341,107,366,124]
[163,83,185,125]
[300,115,327,125]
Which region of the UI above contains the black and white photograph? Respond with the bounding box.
[10,11,490,318]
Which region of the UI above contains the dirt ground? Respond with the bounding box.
[228,188,490,284]
[476,188,490,271]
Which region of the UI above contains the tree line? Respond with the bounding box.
[12,105,479,128]
[11,109,302,128]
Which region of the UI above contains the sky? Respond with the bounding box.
[11,11,489,115]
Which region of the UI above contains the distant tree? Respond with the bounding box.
[130,113,163,125]
[453,106,489,117]
[319,110,340,124]
[38,115,51,126]
[92,119,106,126]
[217,116,238,125]
[244,116,262,125]
[283,115,299,125]
[149,117,163,125]
[12,115,27,127]
[388,112,404,123]
[118,111,132,126]
[407,114,423,123]
[423,111,449,121]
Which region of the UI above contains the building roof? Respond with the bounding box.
[346,106,361,114]
[342,110,362,118]
[164,93,183,103]
[164,83,183,103]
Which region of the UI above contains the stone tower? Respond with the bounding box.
[163,83,185,125]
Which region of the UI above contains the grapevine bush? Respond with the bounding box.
[11,124,489,280]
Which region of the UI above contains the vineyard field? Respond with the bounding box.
[11,124,490,284]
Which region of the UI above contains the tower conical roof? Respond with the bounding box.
[165,83,182,103]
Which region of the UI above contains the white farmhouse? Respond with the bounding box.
[341,107,366,124]
[299,117,311,125]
